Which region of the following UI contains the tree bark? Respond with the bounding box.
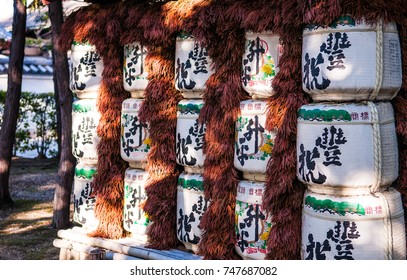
[49,0,76,228]
[52,49,62,159]
[0,0,26,209]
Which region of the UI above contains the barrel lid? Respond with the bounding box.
[245,30,278,38]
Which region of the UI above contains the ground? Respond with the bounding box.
[0,156,67,260]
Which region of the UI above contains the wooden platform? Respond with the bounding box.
[53,226,202,260]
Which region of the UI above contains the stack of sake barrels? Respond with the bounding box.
[174,32,212,253]
[70,42,103,230]
[233,31,280,259]
[299,16,406,260]
[121,42,151,242]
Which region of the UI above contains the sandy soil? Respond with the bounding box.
[0,156,62,260]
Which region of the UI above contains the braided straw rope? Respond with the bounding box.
[367,101,382,193]
[368,101,392,259]
[371,19,384,100]
[375,191,393,259]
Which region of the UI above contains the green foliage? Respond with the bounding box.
[0,90,58,158]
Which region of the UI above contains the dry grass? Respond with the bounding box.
[0,157,64,260]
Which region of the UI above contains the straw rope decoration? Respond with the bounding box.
[181,0,247,259]
[366,101,383,193]
[58,3,129,239]
[223,0,309,260]
[377,191,393,260]
[372,20,384,100]
[118,0,183,249]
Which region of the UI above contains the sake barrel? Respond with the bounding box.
[72,98,100,164]
[123,168,150,241]
[176,172,209,253]
[73,162,98,230]
[123,42,149,98]
[234,100,276,181]
[175,32,214,98]
[176,99,206,173]
[301,188,406,260]
[120,98,150,169]
[297,102,398,195]
[302,15,402,101]
[242,31,281,99]
[69,42,103,99]
[235,180,272,260]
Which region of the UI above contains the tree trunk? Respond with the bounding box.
[0,0,26,209]
[52,49,62,159]
[49,0,76,228]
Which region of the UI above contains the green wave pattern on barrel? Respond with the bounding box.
[177,30,193,40]
[177,176,204,192]
[298,108,352,122]
[73,102,94,113]
[305,195,366,216]
[178,102,203,115]
[305,15,356,31]
[75,166,97,180]
[73,41,91,46]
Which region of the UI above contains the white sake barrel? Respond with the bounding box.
[234,100,276,181]
[123,168,150,242]
[242,31,280,99]
[302,16,402,101]
[120,98,150,169]
[69,42,103,99]
[176,172,209,253]
[301,188,406,260]
[72,98,100,164]
[123,42,149,98]
[73,162,98,230]
[176,99,206,173]
[297,102,398,195]
[235,180,272,260]
[175,32,214,98]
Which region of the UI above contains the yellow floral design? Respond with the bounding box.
[260,230,269,241]
[259,139,274,155]
[267,57,275,65]
[261,64,273,75]
[143,137,152,146]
